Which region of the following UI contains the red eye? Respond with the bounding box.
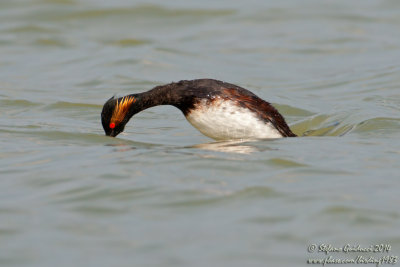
[109,122,115,129]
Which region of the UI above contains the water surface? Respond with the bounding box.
[1,0,400,266]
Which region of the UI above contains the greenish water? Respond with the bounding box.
[1,0,400,266]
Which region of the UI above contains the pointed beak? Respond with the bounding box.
[105,130,116,137]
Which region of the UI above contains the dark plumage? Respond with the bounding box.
[101,79,296,139]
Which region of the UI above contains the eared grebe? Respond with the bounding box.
[101,79,296,140]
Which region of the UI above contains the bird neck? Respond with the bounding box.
[125,82,184,119]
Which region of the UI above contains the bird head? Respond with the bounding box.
[101,95,136,137]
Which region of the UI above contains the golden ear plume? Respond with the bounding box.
[111,96,136,124]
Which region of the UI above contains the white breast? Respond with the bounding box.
[185,98,283,140]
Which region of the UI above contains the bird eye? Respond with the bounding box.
[109,122,116,129]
